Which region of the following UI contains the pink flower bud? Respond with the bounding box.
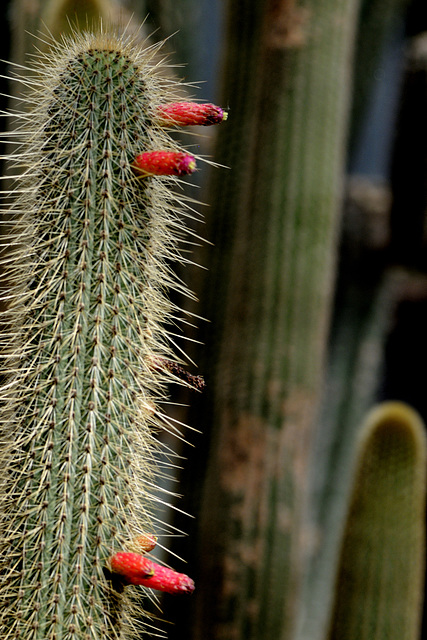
[157,102,227,126]
[133,151,196,177]
[138,561,195,595]
[110,552,195,594]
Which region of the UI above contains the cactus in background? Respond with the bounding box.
[349,0,410,152]
[9,0,127,67]
[165,1,362,639]
[296,266,412,640]
[41,0,121,34]
[328,402,426,640]
[0,28,225,639]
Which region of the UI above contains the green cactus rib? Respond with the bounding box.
[0,31,197,639]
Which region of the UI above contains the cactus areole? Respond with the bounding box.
[0,30,225,639]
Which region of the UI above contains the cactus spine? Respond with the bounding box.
[0,30,222,639]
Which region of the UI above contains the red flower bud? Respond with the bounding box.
[138,561,195,595]
[157,102,227,126]
[133,151,196,176]
[110,552,195,595]
[110,552,154,584]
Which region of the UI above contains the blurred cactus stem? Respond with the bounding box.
[328,402,427,640]
[10,0,127,65]
[349,0,410,150]
[41,0,123,34]
[188,1,362,640]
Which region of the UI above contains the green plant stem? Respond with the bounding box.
[296,268,409,640]
[349,0,409,152]
[328,402,426,640]
[9,0,127,65]
[0,31,199,640]
[179,1,362,639]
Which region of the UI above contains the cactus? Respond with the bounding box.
[9,0,127,69]
[349,0,409,152]
[328,402,427,640]
[296,267,405,640]
[170,1,362,639]
[0,28,225,639]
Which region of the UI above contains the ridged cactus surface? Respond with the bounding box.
[0,30,216,640]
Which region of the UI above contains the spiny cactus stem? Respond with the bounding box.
[0,31,225,640]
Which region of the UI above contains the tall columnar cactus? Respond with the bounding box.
[175,1,362,639]
[0,29,225,639]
